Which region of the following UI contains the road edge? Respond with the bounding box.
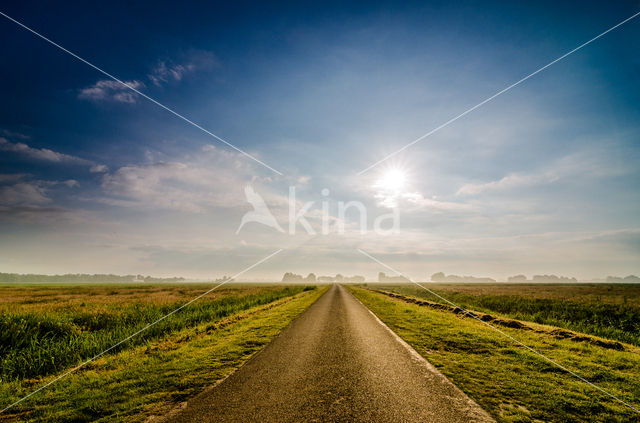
[147,285,332,423]
[344,285,496,423]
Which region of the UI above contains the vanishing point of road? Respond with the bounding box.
[165,284,494,422]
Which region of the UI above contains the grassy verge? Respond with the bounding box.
[367,283,640,346]
[0,285,327,422]
[0,284,314,381]
[348,286,640,422]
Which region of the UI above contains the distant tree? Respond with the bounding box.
[215,276,233,283]
[379,272,409,283]
[532,274,577,283]
[507,274,527,283]
[344,275,365,283]
[607,275,640,283]
[305,273,317,282]
[429,272,495,283]
[282,272,303,282]
[431,272,445,282]
[318,276,334,282]
[0,272,187,283]
[0,273,128,283]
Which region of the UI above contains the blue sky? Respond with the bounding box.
[0,0,639,280]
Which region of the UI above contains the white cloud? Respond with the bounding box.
[0,129,30,140]
[456,172,558,196]
[79,51,216,105]
[0,173,83,224]
[78,79,145,103]
[148,50,217,87]
[368,174,471,212]
[401,192,474,211]
[455,147,633,197]
[99,145,264,212]
[149,61,192,86]
[297,175,311,185]
[0,178,78,206]
[0,205,82,224]
[90,164,109,173]
[101,162,205,212]
[0,137,94,165]
[0,182,51,205]
[0,173,28,183]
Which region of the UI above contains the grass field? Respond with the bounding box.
[366,283,640,346]
[0,283,326,422]
[3,282,639,422]
[348,285,640,422]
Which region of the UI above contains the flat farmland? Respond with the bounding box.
[366,283,640,346]
[349,284,640,422]
[0,283,325,422]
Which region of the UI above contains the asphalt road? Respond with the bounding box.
[164,284,494,422]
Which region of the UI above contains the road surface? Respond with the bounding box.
[164,284,494,422]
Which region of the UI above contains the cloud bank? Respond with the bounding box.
[0,138,93,165]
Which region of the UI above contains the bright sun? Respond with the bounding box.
[377,168,407,191]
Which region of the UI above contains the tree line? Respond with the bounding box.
[0,273,185,283]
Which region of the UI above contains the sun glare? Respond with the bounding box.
[377,168,407,191]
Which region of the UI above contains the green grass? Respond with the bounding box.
[369,283,640,346]
[348,286,640,423]
[0,286,313,381]
[0,284,327,422]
